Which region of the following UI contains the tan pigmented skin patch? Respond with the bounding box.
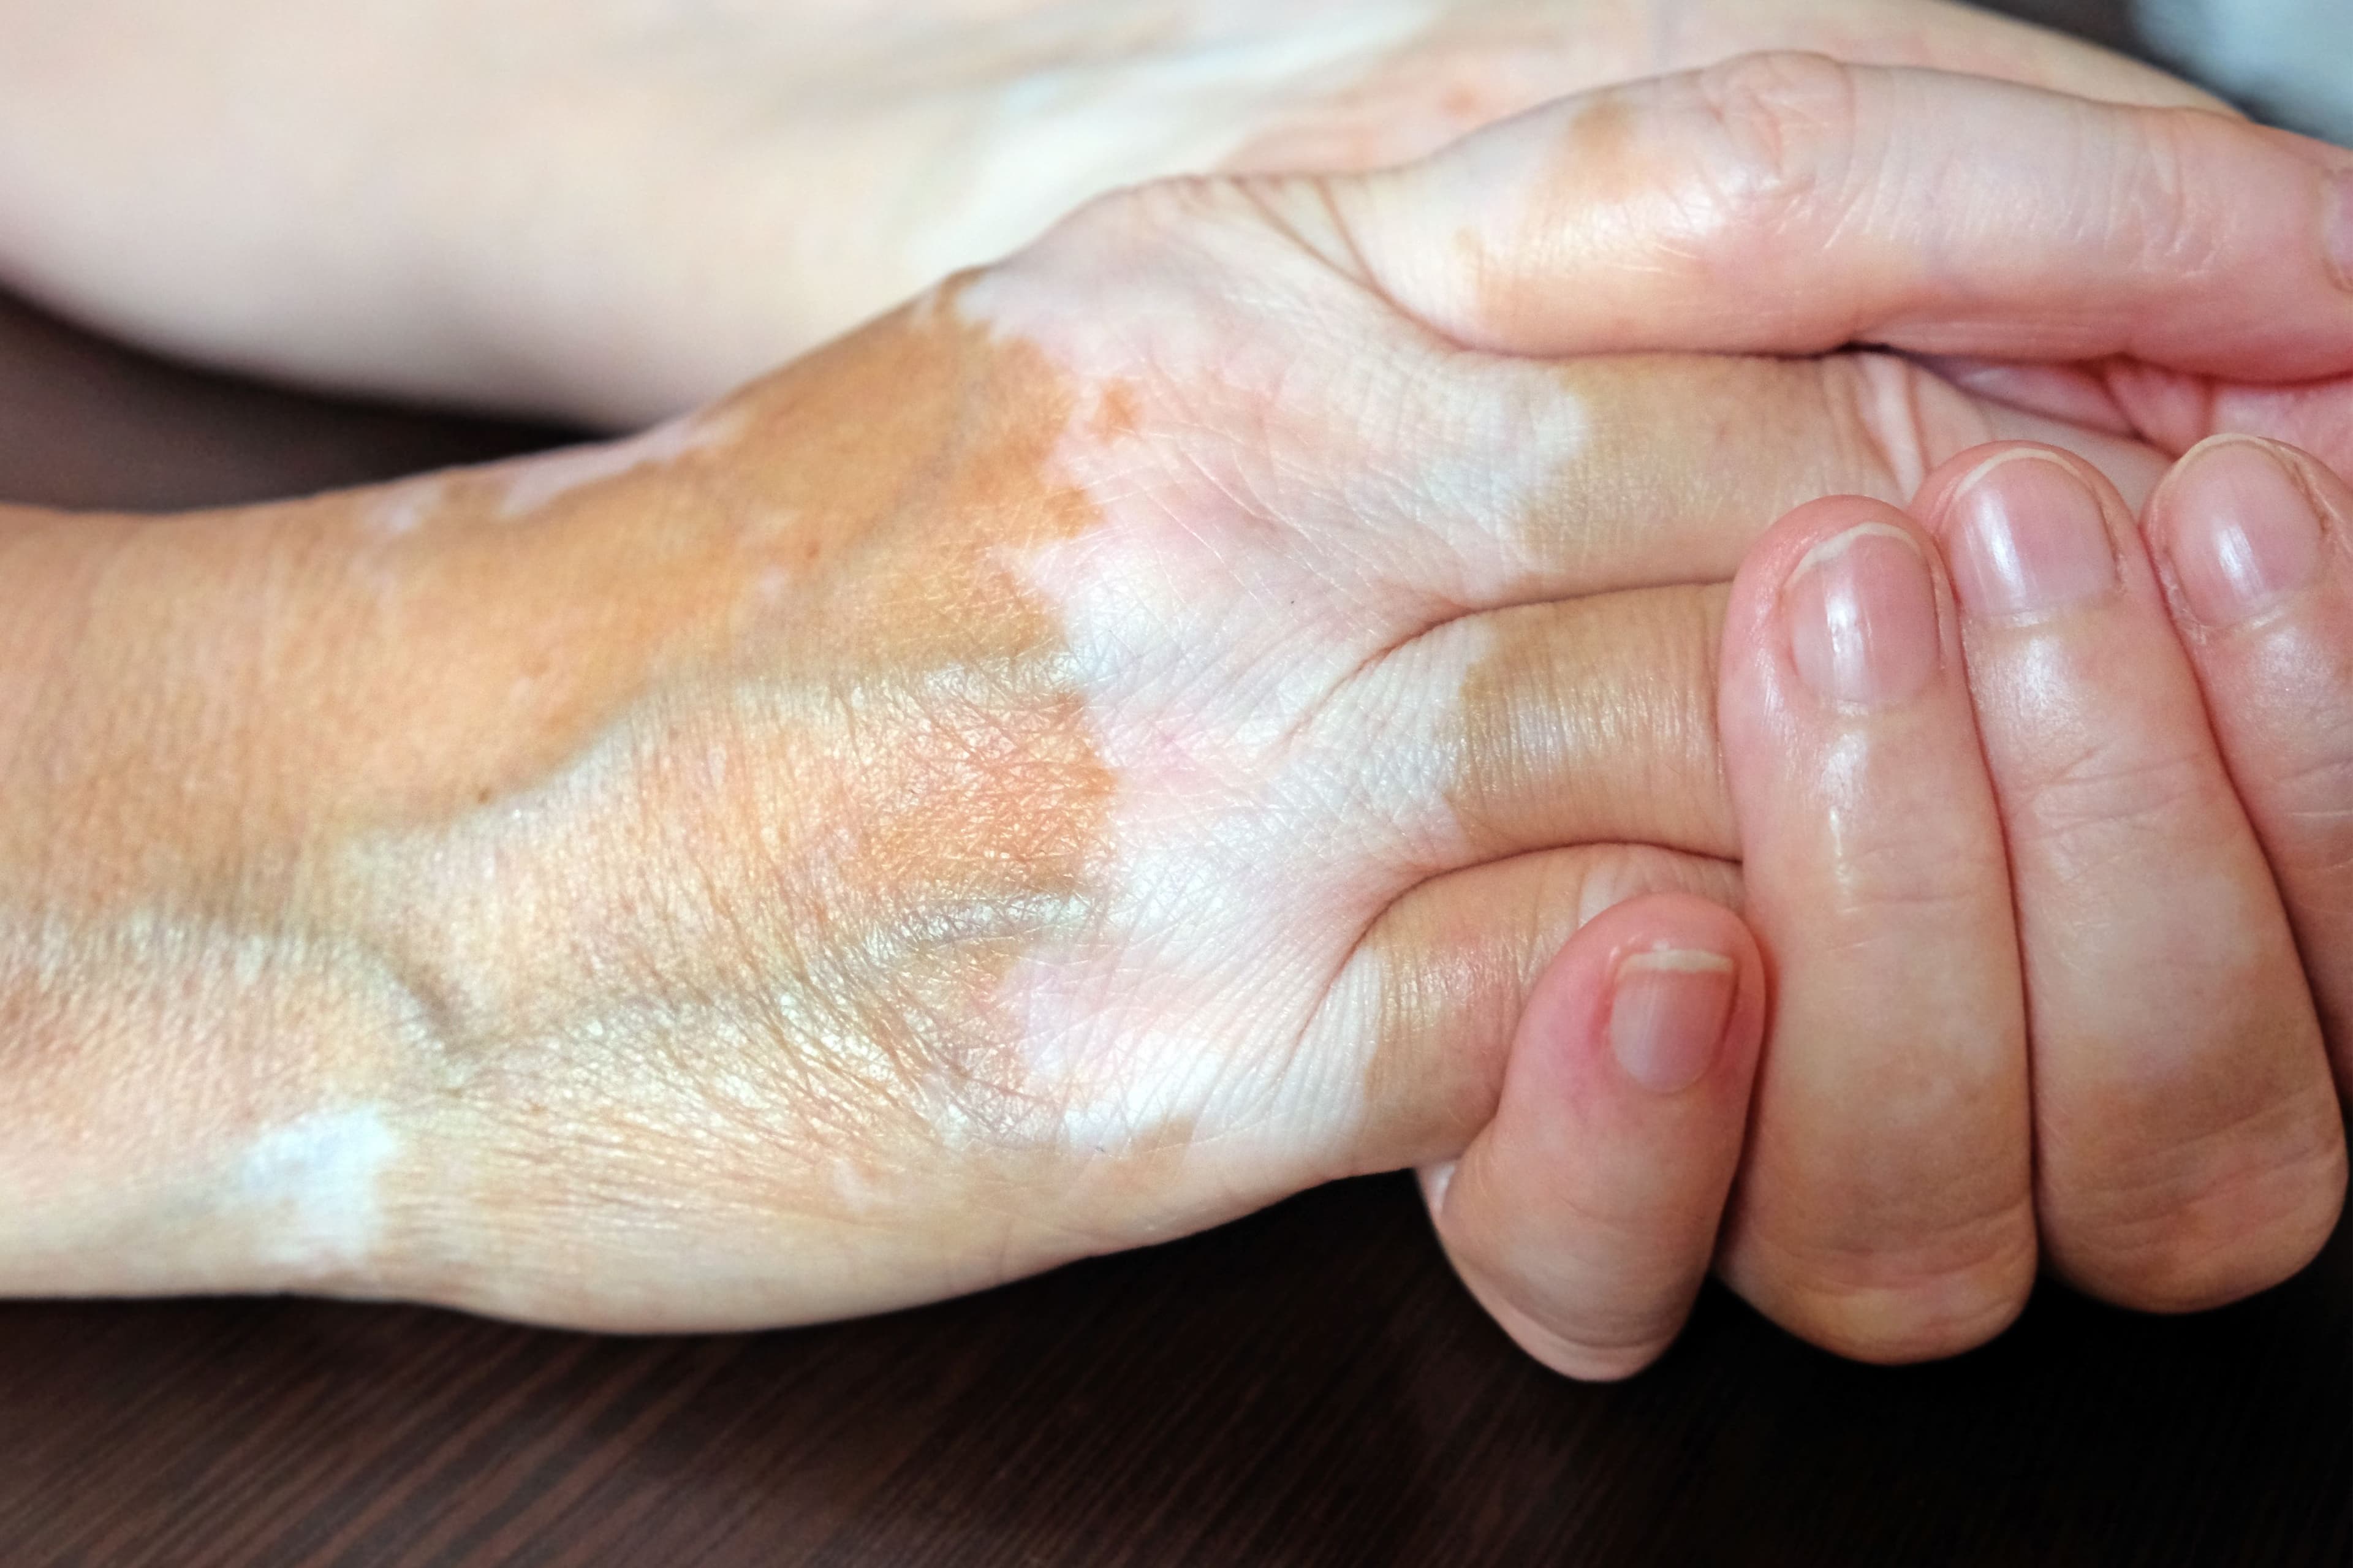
[1503,357,1903,595]
[1087,381,1145,444]
[382,285,1129,1139]
[1449,583,1735,863]
[10,284,1146,1274]
[1553,93,1643,195]
[1452,93,1656,338]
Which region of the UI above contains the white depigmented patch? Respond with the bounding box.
[1404,362,1591,606]
[362,477,447,539]
[827,1156,879,1218]
[498,409,748,518]
[920,138,1599,1165]
[892,0,1444,290]
[950,264,1573,1162]
[229,1106,398,1278]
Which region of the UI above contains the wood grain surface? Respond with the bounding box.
[2,1176,2344,1568]
[1,2,2347,1563]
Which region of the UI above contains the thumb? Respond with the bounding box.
[1423,890,1765,1380]
[1310,844,1762,1379]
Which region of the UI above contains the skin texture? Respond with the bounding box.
[1916,449,2342,1310]
[1470,435,2353,1377]
[1716,502,2037,1358]
[1709,448,2349,1360]
[0,0,2232,423]
[4,61,2353,1350]
[2148,439,2353,1103]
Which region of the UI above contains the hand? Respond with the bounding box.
[4,60,2351,1335]
[1441,434,2353,1377]
[0,0,2228,422]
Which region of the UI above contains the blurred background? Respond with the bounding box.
[2137,0,2353,143]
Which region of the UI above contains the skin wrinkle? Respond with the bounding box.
[1343,844,1741,1170]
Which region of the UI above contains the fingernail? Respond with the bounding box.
[2329,172,2353,292]
[1947,454,2118,618]
[2162,441,2324,627]
[1784,523,1942,707]
[1609,949,1738,1096]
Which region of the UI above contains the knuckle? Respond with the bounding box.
[2110,110,2230,290]
[2048,1096,2349,1312]
[1528,1333,1675,1384]
[1690,51,1864,234]
[1739,1201,2039,1364]
[1555,840,1743,930]
[1062,176,1217,243]
[1023,175,1260,286]
[1447,1244,1690,1383]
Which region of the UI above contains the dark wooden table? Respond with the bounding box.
[2,3,2347,1562]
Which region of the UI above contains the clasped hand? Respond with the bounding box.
[2,53,2349,1378]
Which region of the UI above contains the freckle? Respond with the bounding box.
[1088,382,1145,443]
[1567,96,1639,169]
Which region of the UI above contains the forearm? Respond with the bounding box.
[0,1,2219,426]
[0,500,439,1298]
[0,0,1225,425]
[0,330,1113,1323]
